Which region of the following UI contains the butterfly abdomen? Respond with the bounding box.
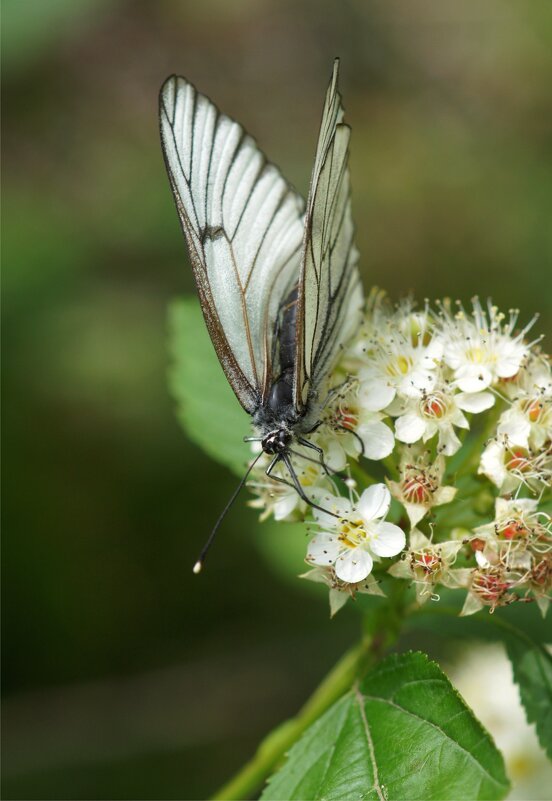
[258,285,302,430]
[278,285,299,372]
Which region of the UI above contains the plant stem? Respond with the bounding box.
[211,635,380,801]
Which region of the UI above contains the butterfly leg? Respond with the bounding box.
[333,425,366,457]
[265,454,297,493]
[265,452,338,518]
[296,436,336,476]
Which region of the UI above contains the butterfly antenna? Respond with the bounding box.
[193,452,264,574]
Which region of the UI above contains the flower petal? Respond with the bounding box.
[402,368,436,397]
[359,380,396,412]
[370,521,406,557]
[311,493,351,528]
[454,364,493,393]
[306,533,341,567]
[497,409,531,448]
[358,484,390,522]
[455,391,495,413]
[273,493,299,521]
[334,548,373,583]
[404,501,428,528]
[460,592,484,617]
[478,440,507,488]
[441,568,472,589]
[410,529,432,550]
[437,423,462,456]
[395,413,426,444]
[322,437,349,472]
[357,420,395,460]
[388,558,412,579]
[433,485,457,505]
[495,341,527,378]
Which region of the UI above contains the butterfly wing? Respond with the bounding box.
[160,76,305,414]
[294,60,364,410]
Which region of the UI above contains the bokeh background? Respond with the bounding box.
[3,1,552,799]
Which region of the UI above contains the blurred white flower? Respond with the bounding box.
[306,484,405,583]
[450,644,552,800]
[479,436,552,493]
[497,359,552,451]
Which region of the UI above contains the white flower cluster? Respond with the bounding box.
[247,294,551,617]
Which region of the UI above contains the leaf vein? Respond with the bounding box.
[354,684,385,801]
[362,695,507,789]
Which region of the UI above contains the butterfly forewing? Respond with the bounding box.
[160,76,305,414]
[294,61,364,411]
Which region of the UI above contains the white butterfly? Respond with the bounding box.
[160,60,364,568]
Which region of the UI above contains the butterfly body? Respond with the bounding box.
[258,285,303,432]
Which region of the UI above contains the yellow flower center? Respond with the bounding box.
[338,518,366,548]
[386,355,412,377]
[465,346,490,365]
[300,465,320,488]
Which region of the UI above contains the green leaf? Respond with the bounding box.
[262,651,509,801]
[505,634,552,759]
[168,297,250,476]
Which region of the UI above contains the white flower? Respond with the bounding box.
[496,362,552,452]
[306,484,405,583]
[471,496,551,572]
[475,497,540,541]
[460,566,525,616]
[500,352,550,400]
[393,386,494,456]
[478,436,552,493]
[388,529,471,604]
[356,304,443,411]
[387,449,457,528]
[319,384,395,469]
[439,298,534,393]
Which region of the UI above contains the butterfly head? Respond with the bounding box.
[261,429,292,455]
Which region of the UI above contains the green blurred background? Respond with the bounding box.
[2,1,552,799]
